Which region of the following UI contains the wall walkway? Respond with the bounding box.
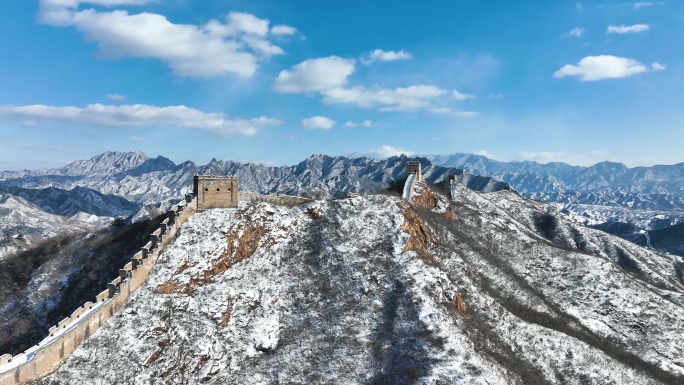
[0,198,198,385]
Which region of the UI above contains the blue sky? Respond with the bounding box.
[0,0,682,170]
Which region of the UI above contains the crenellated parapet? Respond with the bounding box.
[238,191,311,206]
[0,198,198,385]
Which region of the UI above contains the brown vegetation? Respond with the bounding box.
[156,282,178,295]
[400,206,432,258]
[219,302,233,328]
[412,188,437,210]
[157,224,269,295]
[451,291,466,313]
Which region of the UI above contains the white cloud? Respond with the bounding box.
[344,120,373,128]
[367,145,413,158]
[453,111,481,118]
[22,120,37,127]
[553,55,664,81]
[361,49,412,64]
[428,107,452,114]
[275,56,469,112]
[633,2,655,9]
[517,150,626,166]
[106,93,126,101]
[607,24,650,34]
[518,151,567,162]
[301,116,335,130]
[322,85,448,111]
[273,56,355,93]
[565,27,585,37]
[576,2,583,10]
[452,90,475,100]
[40,0,155,24]
[223,12,269,36]
[39,1,289,78]
[0,104,280,137]
[474,150,496,159]
[271,24,296,35]
[427,108,480,117]
[128,135,145,142]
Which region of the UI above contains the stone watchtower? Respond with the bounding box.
[406,161,422,182]
[193,175,238,210]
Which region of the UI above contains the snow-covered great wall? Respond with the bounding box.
[0,198,199,385]
[13,182,681,384]
[2,179,684,384]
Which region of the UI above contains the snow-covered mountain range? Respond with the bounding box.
[0,151,509,202]
[32,182,684,384]
[2,150,684,259]
[426,153,684,220]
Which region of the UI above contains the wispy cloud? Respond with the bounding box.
[0,104,280,137]
[344,120,373,128]
[474,150,497,159]
[127,135,145,142]
[633,2,656,9]
[21,144,65,152]
[361,49,412,64]
[427,108,480,118]
[322,85,448,111]
[518,151,567,162]
[106,93,126,101]
[452,90,475,100]
[301,116,335,130]
[38,1,291,78]
[270,25,296,35]
[517,150,622,166]
[565,27,585,37]
[554,55,664,81]
[367,145,413,158]
[607,24,650,34]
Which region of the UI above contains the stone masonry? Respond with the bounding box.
[193,175,238,210]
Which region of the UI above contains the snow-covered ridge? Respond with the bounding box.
[0,201,195,384]
[31,187,684,384]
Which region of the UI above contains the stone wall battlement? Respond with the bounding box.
[0,198,198,385]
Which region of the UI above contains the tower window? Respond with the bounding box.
[204,188,208,192]
[217,188,220,191]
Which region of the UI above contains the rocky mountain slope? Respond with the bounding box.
[0,152,510,260]
[0,214,165,356]
[3,150,684,260]
[0,194,93,260]
[0,152,508,203]
[5,150,683,221]
[0,185,140,219]
[34,183,684,385]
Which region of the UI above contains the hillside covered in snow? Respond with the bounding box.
[33,182,684,385]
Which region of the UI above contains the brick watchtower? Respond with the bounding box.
[193,175,238,210]
[406,161,422,182]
